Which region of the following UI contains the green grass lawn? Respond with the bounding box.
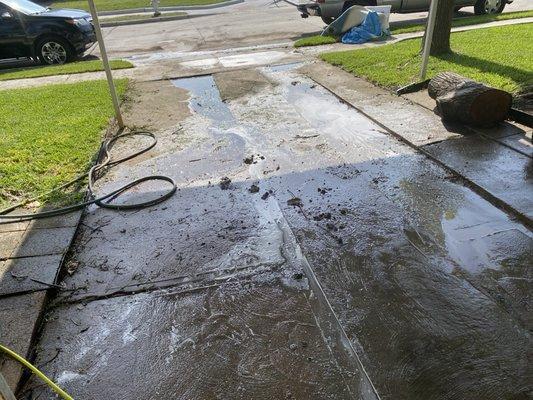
[0,59,132,81]
[0,79,127,209]
[50,0,225,12]
[320,24,533,92]
[102,11,185,22]
[392,9,533,34]
[294,10,533,47]
[294,35,337,48]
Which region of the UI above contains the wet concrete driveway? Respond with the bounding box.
[24,64,532,400]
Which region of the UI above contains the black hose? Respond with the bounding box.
[0,131,177,223]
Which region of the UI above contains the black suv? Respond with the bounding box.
[0,0,95,64]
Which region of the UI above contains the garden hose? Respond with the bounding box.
[0,131,177,223]
[0,344,73,400]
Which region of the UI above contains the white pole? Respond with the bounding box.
[420,0,439,80]
[87,0,124,128]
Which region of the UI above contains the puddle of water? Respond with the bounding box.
[172,75,234,123]
[441,198,533,274]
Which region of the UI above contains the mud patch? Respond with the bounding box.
[214,68,273,102]
[123,80,190,131]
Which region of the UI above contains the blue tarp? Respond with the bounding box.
[341,10,382,44]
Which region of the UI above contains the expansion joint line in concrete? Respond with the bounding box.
[275,216,383,400]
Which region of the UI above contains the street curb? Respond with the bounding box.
[98,0,243,16]
[100,14,189,27]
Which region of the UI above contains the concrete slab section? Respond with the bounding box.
[497,132,533,157]
[300,62,463,146]
[424,135,533,220]
[25,274,366,400]
[29,211,82,230]
[0,292,47,392]
[1,210,80,233]
[7,227,76,260]
[123,80,191,131]
[0,219,29,234]
[271,156,532,400]
[302,61,533,225]
[0,232,23,260]
[0,255,63,296]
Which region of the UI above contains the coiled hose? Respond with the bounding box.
[0,131,177,223]
[0,344,73,400]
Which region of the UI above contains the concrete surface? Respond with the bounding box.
[2,0,532,397]
[0,292,47,391]
[302,61,533,226]
[22,65,532,400]
[0,210,83,392]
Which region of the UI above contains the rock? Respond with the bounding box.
[325,223,338,232]
[249,184,260,193]
[313,212,332,221]
[287,197,302,207]
[219,177,231,190]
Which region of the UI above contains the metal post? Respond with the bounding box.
[420,0,439,80]
[87,0,124,128]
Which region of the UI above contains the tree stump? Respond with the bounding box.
[428,72,512,127]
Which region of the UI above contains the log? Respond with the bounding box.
[428,72,512,127]
[428,72,474,99]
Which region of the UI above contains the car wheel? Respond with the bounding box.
[474,0,505,14]
[321,16,335,24]
[36,37,73,65]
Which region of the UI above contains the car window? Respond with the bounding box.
[0,0,47,15]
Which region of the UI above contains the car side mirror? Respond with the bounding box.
[1,11,13,19]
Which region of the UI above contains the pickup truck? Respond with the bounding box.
[298,0,512,24]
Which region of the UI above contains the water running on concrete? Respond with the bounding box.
[24,64,532,400]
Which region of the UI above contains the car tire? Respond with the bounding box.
[474,0,505,14]
[321,16,335,24]
[36,36,74,65]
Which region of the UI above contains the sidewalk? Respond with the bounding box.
[0,212,83,392]
[96,0,243,16]
[301,61,532,226]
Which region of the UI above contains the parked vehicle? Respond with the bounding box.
[0,0,95,65]
[297,0,512,24]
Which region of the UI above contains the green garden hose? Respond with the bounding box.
[0,344,73,400]
[0,131,177,223]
